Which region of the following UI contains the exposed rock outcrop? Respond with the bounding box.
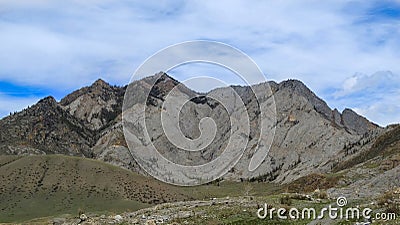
[0,73,381,183]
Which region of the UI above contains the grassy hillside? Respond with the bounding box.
[1,123,399,224]
[333,125,400,172]
[0,155,282,223]
[0,155,191,222]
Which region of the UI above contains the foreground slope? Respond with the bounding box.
[0,154,283,223]
[0,155,190,222]
[327,124,400,198]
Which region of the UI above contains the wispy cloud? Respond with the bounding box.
[0,0,399,124]
[333,71,400,97]
[327,71,400,126]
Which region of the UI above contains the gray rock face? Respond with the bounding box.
[332,108,343,128]
[60,79,125,130]
[229,80,375,183]
[0,73,380,183]
[0,96,94,157]
[341,108,377,135]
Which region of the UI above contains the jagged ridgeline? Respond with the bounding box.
[0,72,380,183]
[123,73,262,169]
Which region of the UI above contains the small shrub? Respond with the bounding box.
[291,193,311,201]
[313,189,329,199]
[280,195,292,206]
[377,189,400,216]
[385,204,400,215]
[78,208,85,217]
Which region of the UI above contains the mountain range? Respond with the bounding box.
[0,72,383,183]
[1,72,400,223]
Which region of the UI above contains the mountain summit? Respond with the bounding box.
[0,73,381,183]
[60,79,125,130]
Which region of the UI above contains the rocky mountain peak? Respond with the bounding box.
[59,79,124,131]
[275,79,379,135]
[37,96,57,106]
[60,79,118,106]
[156,71,177,81]
[0,73,384,185]
[342,108,379,134]
[92,78,109,87]
[277,79,333,121]
[279,79,307,91]
[143,71,196,100]
[31,96,59,114]
[0,95,94,156]
[151,72,180,90]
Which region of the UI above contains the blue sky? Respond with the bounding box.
[0,0,399,125]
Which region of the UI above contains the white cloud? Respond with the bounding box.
[354,103,400,127]
[333,71,400,97]
[0,0,399,124]
[327,71,400,126]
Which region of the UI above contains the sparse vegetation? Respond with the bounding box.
[0,155,184,222]
[312,189,329,199]
[334,125,400,172]
[0,76,398,224]
[377,188,400,216]
[279,195,292,206]
[286,173,342,193]
[0,155,284,223]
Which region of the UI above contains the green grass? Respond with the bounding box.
[0,155,186,223]
[0,192,149,223]
[285,173,343,193]
[0,155,283,223]
[168,194,399,225]
[1,154,397,224]
[181,181,282,200]
[364,162,380,169]
[170,194,332,225]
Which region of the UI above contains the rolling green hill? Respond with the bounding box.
[0,154,283,223]
[0,155,191,223]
